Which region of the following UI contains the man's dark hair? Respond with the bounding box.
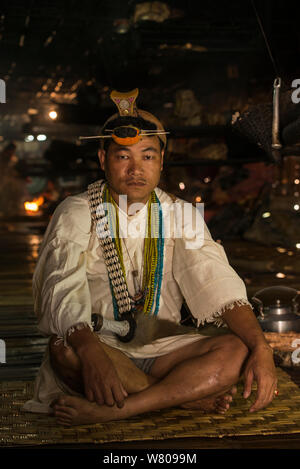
[101,116,164,152]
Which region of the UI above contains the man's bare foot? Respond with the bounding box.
[51,394,114,426]
[180,385,237,414]
[52,385,238,426]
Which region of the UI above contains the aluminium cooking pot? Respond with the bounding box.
[251,286,300,333]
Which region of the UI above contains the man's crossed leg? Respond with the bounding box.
[50,332,249,425]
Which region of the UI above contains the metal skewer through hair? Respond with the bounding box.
[78,131,169,140]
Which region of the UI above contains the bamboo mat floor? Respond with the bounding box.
[1,367,300,448]
[1,217,300,449]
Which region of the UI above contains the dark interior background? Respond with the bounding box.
[0,0,299,228]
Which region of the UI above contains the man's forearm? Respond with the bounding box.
[222,303,271,351]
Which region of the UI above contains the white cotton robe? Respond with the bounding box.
[23,181,251,413]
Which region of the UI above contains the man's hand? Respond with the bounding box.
[243,344,277,412]
[66,325,128,408]
[77,340,128,409]
[222,303,278,413]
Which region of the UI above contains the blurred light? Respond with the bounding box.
[28,235,41,246]
[27,108,38,115]
[294,179,300,184]
[113,18,130,34]
[294,204,300,211]
[24,201,39,212]
[179,182,185,190]
[276,272,286,278]
[276,247,286,253]
[296,243,300,249]
[37,134,47,141]
[204,177,211,183]
[49,110,57,120]
[19,34,25,47]
[25,135,34,142]
[195,196,202,202]
[262,212,271,218]
[24,196,44,213]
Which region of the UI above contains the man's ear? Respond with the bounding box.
[98,149,106,172]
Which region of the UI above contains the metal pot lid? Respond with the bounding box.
[252,286,299,309]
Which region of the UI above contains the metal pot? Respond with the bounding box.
[251,286,300,333]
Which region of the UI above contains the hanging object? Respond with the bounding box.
[272,77,283,161]
[231,2,286,163]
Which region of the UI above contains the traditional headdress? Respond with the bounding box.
[79,88,169,148]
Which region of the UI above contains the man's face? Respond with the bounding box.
[98,136,164,209]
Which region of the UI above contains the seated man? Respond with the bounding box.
[23,89,277,426]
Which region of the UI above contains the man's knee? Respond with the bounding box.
[49,335,80,374]
[221,334,249,356]
[48,335,84,394]
[215,334,249,384]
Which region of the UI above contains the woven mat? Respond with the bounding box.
[1,368,300,447]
